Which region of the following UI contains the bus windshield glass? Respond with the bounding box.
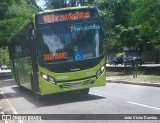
[37,22,103,64]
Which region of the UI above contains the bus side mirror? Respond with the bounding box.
[28,23,35,38]
[29,30,35,40]
[32,30,35,36]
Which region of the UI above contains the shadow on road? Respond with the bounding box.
[0,71,106,107]
[11,86,106,107]
[0,72,12,80]
[0,72,15,88]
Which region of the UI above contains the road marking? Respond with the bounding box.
[0,90,24,123]
[127,101,160,111]
[90,92,105,97]
[0,106,8,123]
[91,91,160,112]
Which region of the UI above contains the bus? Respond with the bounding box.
[8,6,106,98]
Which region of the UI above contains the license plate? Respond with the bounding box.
[71,82,82,88]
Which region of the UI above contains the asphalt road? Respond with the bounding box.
[0,70,160,123]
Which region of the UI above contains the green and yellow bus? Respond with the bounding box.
[8,6,106,98]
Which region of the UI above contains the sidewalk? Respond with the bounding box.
[0,89,8,123]
[107,75,160,87]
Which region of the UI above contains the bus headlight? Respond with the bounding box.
[96,66,105,78]
[101,66,105,71]
[48,76,56,84]
[41,74,56,84]
[42,74,48,80]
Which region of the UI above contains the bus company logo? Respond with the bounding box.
[43,11,90,23]
[1,114,42,120]
[2,114,11,120]
[71,68,80,71]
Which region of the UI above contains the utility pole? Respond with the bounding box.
[133,43,138,78]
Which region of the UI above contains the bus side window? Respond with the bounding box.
[13,24,32,58]
[10,40,18,59]
[21,28,31,57]
[14,37,22,58]
[28,23,35,40]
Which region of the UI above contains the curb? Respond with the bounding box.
[0,90,8,123]
[0,90,5,115]
[107,80,160,87]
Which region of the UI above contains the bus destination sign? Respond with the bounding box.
[37,9,97,24]
[43,11,90,23]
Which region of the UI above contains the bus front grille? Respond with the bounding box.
[62,79,91,89]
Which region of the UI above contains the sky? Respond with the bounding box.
[36,0,46,10]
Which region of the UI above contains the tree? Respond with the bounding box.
[130,0,160,63]
[131,0,160,48]
[115,25,141,51]
[93,0,133,53]
[0,48,9,66]
[44,0,89,10]
[113,0,132,26]
[45,0,65,9]
[0,0,13,19]
[0,0,39,47]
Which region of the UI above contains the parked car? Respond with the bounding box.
[1,65,8,70]
[124,56,144,66]
[109,57,124,65]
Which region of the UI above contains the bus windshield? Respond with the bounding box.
[37,22,103,64]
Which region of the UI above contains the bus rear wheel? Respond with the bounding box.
[19,85,24,91]
[35,93,42,100]
[79,88,89,95]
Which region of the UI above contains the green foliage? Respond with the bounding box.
[0,0,39,47]
[0,48,9,66]
[0,0,13,18]
[0,0,160,52]
[45,0,66,9]
[114,25,141,50]
[113,0,132,26]
[44,0,95,10]
[131,0,160,49]
[95,0,160,52]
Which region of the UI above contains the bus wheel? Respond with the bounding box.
[79,88,89,95]
[19,85,24,91]
[35,93,42,100]
[30,74,35,92]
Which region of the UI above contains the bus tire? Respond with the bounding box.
[19,85,24,91]
[35,93,42,100]
[30,74,35,92]
[79,88,89,95]
[16,72,20,85]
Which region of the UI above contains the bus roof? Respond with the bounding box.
[37,6,96,14]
